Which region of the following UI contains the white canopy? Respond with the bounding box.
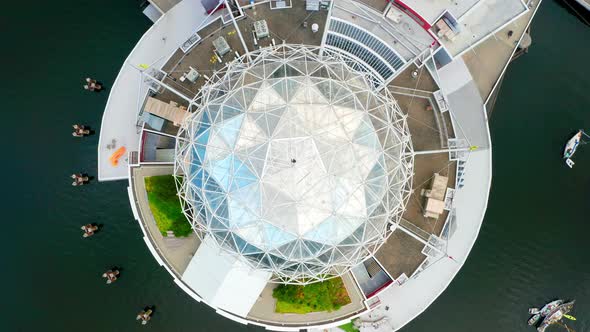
[181,236,271,317]
[144,96,189,125]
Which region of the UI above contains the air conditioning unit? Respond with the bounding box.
[254,20,269,39]
[306,0,320,11]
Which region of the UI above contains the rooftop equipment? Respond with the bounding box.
[254,20,269,39]
[306,0,320,11]
[213,36,231,56]
[271,0,290,9]
[180,67,200,83]
[311,23,319,33]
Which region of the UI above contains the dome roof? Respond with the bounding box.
[175,45,413,284]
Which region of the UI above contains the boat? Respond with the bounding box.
[136,308,153,325]
[539,300,563,316]
[528,313,541,326]
[573,0,590,13]
[537,300,575,332]
[563,130,585,168]
[563,130,582,159]
[528,300,563,327]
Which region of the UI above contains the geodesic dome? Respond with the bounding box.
[175,45,413,284]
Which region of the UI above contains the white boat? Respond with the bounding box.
[539,300,563,316]
[563,130,584,168]
[563,131,582,159]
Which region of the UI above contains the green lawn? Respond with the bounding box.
[338,322,359,332]
[272,277,351,314]
[275,301,312,314]
[144,175,191,237]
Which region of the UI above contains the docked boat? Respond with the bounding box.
[136,308,153,325]
[528,313,541,326]
[539,300,563,316]
[528,300,563,327]
[537,300,575,332]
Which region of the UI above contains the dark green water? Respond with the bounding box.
[3,1,589,331]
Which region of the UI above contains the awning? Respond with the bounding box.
[144,96,189,125]
[181,236,271,317]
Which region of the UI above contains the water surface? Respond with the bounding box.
[3,1,589,331]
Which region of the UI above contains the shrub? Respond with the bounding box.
[144,175,191,237]
[272,277,351,314]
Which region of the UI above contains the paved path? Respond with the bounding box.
[131,165,200,275]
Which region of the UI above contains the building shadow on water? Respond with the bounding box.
[555,0,590,25]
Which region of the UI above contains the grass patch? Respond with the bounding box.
[338,322,359,332]
[144,175,191,237]
[272,277,351,314]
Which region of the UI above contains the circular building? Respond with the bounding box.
[103,0,501,328]
[175,46,414,284]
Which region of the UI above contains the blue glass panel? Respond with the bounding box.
[366,155,386,181]
[218,114,244,147]
[206,104,221,124]
[364,157,386,215]
[230,158,257,191]
[206,191,225,211]
[189,167,205,188]
[194,109,212,142]
[263,223,296,248]
[228,203,256,227]
[233,234,263,254]
[302,240,324,255]
[269,254,287,267]
[190,144,205,167]
[221,105,242,120]
[204,175,223,193]
[214,198,229,219]
[210,154,233,190]
[353,118,379,148]
[195,130,210,151]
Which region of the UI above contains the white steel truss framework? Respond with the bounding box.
[175,45,414,284]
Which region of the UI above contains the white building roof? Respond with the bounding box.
[438,58,489,148]
[398,0,481,24]
[98,0,218,181]
[441,0,528,56]
[181,236,271,317]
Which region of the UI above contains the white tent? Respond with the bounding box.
[181,236,271,317]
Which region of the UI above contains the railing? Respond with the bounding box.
[326,33,394,80]
[129,151,139,166]
[399,219,431,243]
[326,19,410,82]
[388,86,449,148]
[329,19,406,71]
